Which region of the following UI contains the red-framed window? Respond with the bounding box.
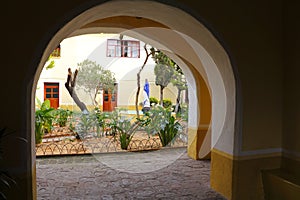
[107,39,140,58]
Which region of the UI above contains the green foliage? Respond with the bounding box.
[158,111,182,146]
[35,99,55,143]
[152,50,176,105]
[94,107,111,137]
[106,108,140,150]
[35,122,44,144]
[76,59,116,105]
[152,51,176,88]
[55,108,73,127]
[106,108,126,136]
[154,63,174,88]
[117,119,135,150]
[149,97,158,106]
[176,103,188,121]
[141,105,183,146]
[171,70,187,92]
[45,56,55,70]
[163,99,172,108]
[75,112,98,139]
[152,51,175,66]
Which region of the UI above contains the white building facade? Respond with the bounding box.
[36,33,180,111]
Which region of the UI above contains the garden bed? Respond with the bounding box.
[36,127,187,156]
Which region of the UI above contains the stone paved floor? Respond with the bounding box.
[36,147,227,200]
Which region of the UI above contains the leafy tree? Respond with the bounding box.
[152,51,175,105]
[76,59,116,106]
[171,69,188,113]
[152,51,187,111]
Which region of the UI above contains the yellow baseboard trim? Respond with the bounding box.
[211,148,233,199]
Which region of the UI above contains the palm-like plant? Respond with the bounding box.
[35,99,55,143]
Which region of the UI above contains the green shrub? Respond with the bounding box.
[75,113,98,139]
[35,99,55,143]
[149,97,159,106]
[107,108,140,150]
[163,99,172,108]
[142,105,182,146]
[94,107,110,137]
[55,108,73,127]
[177,103,188,121]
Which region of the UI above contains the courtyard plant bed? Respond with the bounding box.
[35,129,187,156]
[35,105,188,156]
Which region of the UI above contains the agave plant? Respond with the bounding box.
[142,105,183,147]
[75,112,98,139]
[116,118,140,150]
[107,108,140,150]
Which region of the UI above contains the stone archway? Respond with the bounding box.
[32,1,239,198]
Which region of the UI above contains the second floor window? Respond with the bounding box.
[107,39,140,58]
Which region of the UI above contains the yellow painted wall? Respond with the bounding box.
[211,149,282,200]
[184,59,212,160]
[232,156,281,200]
[211,149,234,199]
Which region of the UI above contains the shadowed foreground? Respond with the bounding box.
[36,148,226,199]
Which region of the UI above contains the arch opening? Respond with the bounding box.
[31,0,238,198]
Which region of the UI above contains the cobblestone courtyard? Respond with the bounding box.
[36,147,226,199]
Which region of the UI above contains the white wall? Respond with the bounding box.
[36,33,180,109]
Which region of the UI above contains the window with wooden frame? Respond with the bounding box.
[107,39,140,58]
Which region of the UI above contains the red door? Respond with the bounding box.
[103,84,118,112]
[44,82,59,109]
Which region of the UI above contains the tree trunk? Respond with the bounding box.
[93,86,100,106]
[65,68,88,113]
[160,85,164,106]
[175,89,182,113]
[135,45,152,119]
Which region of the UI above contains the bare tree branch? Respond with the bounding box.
[135,44,153,119]
[65,68,88,113]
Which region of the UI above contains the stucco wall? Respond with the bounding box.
[36,34,179,108]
